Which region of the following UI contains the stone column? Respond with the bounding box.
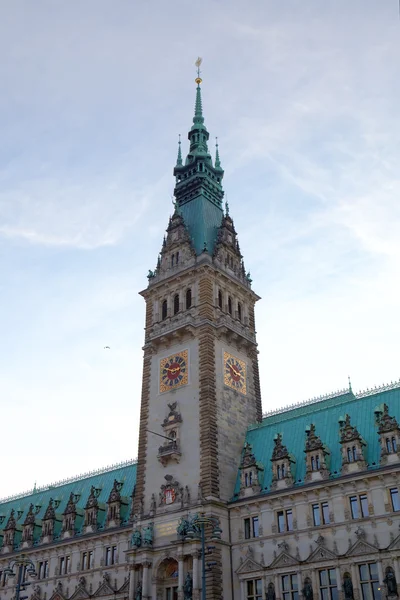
[392,557,400,584]
[311,570,318,597]
[178,556,184,600]
[240,579,246,600]
[336,567,343,600]
[142,562,151,599]
[192,552,199,599]
[351,564,359,600]
[297,571,302,598]
[129,568,135,600]
[377,561,384,586]
[275,575,281,600]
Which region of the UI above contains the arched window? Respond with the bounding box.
[174,294,179,315]
[176,251,179,264]
[393,437,397,452]
[245,473,249,487]
[281,464,285,478]
[238,302,242,321]
[277,465,280,480]
[316,455,320,469]
[352,446,357,461]
[162,300,168,320]
[218,290,223,309]
[249,472,253,486]
[386,438,393,453]
[186,289,192,309]
[311,456,316,471]
[171,254,175,267]
[228,296,232,315]
[347,447,353,463]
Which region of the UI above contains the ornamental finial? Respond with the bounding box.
[348,375,352,393]
[195,57,202,85]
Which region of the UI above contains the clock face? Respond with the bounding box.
[159,350,189,393]
[223,351,247,395]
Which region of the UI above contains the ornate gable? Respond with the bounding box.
[269,551,299,569]
[48,583,66,600]
[304,424,330,481]
[106,480,123,527]
[346,538,378,557]
[70,578,90,600]
[236,557,265,575]
[270,433,295,489]
[376,404,400,465]
[307,541,337,563]
[62,493,77,535]
[239,442,263,497]
[93,573,115,597]
[339,414,367,473]
[117,579,130,594]
[388,532,400,551]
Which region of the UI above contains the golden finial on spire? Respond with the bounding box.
[195,57,203,85]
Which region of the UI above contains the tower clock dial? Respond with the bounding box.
[223,351,247,395]
[159,349,189,393]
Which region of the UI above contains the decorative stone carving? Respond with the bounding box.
[2,509,17,548]
[339,414,367,473]
[270,433,295,489]
[41,498,55,541]
[343,573,354,600]
[239,442,264,497]
[302,577,313,600]
[159,474,181,506]
[304,424,330,481]
[62,493,77,535]
[384,567,398,597]
[21,503,35,546]
[84,486,99,531]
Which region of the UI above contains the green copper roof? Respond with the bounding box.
[0,459,136,547]
[233,382,400,498]
[173,81,224,255]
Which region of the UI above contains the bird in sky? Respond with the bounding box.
[104,346,111,350]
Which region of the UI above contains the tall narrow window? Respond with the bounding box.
[171,254,175,267]
[162,300,168,320]
[238,302,242,321]
[282,574,298,600]
[176,251,179,264]
[244,516,259,539]
[228,296,232,315]
[319,569,338,600]
[174,294,179,315]
[359,563,380,600]
[186,289,192,309]
[246,579,262,600]
[350,496,359,519]
[390,488,400,511]
[218,290,223,309]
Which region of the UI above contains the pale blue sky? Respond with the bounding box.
[1,1,399,498]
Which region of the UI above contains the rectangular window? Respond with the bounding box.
[390,488,400,512]
[105,545,117,566]
[165,587,178,600]
[360,495,369,518]
[359,563,381,600]
[244,517,259,539]
[281,574,298,600]
[247,579,263,600]
[88,551,94,569]
[38,561,49,580]
[81,552,87,571]
[319,569,338,600]
[65,555,70,574]
[313,504,321,526]
[277,510,293,533]
[59,557,64,576]
[350,496,359,519]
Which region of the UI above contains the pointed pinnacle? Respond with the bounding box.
[215,137,221,169]
[193,84,204,125]
[176,134,182,166]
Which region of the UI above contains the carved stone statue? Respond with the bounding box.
[143,522,154,547]
[183,485,190,505]
[266,582,276,600]
[135,581,142,600]
[150,493,157,513]
[177,517,189,539]
[197,481,204,502]
[343,574,354,600]
[384,569,398,596]
[183,573,193,600]
[302,579,313,600]
[131,529,142,548]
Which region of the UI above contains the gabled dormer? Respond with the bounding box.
[339,414,367,473]
[304,424,330,481]
[41,498,56,543]
[62,493,77,538]
[84,486,99,533]
[213,206,251,291]
[375,403,400,465]
[239,442,264,497]
[106,480,123,527]
[21,503,36,547]
[1,509,17,552]
[270,433,295,489]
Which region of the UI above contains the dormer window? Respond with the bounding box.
[162,300,168,320]
[386,437,397,453]
[186,289,192,309]
[277,464,285,479]
[244,472,253,487]
[311,455,320,471]
[174,294,179,315]
[347,447,357,463]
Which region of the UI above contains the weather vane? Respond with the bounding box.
[195,57,202,85]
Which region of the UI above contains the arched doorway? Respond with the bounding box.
[156,558,179,600]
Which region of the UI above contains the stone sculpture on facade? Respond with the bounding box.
[384,568,398,597]
[135,581,142,600]
[132,529,142,548]
[142,522,154,547]
[183,572,193,600]
[343,573,354,600]
[302,578,313,600]
[266,582,276,600]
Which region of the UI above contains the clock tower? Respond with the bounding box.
[132,70,262,599]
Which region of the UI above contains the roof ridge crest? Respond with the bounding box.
[355,378,400,398]
[262,388,350,420]
[0,458,137,505]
